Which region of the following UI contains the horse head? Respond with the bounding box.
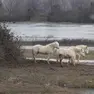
[52,41,59,49]
[80,45,89,54]
[84,46,89,54]
[76,45,89,55]
[80,48,86,57]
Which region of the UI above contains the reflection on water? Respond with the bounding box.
[7,22,94,40]
[69,88,94,94]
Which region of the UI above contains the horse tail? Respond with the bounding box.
[31,48,34,57]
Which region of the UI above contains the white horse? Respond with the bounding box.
[76,45,89,55]
[69,45,89,63]
[74,45,89,63]
[31,41,59,64]
[53,48,77,66]
[68,46,86,64]
[54,45,86,66]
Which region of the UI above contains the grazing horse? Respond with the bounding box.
[31,41,59,64]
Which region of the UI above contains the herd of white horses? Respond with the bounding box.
[31,41,89,67]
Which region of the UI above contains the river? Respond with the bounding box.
[7,22,94,40]
[66,88,94,94]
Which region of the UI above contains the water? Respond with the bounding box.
[7,22,94,40]
[68,89,94,94]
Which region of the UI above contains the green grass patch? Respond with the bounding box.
[81,51,94,60]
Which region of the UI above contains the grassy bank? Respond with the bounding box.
[21,39,94,46]
[82,51,94,60]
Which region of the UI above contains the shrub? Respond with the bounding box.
[0,23,24,64]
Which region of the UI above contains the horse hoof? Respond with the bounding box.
[34,61,37,64]
[60,65,63,68]
[49,67,55,70]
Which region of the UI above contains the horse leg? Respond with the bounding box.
[68,58,71,64]
[72,58,76,66]
[67,58,71,67]
[47,54,51,65]
[76,54,80,64]
[47,54,55,70]
[73,60,76,66]
[60,58,63,67]
[32,54,37,63]
[56,56,59,63]
[59,55,63,67]
[32,49,37,63]
[70,57,75,66]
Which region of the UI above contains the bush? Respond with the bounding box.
[0,23,24,64]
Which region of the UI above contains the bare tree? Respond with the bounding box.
[2,0,18,16]
[0,0,94,22]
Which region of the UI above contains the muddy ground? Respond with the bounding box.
[0,59,94,94]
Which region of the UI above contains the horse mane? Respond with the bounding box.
[46,41,57,46]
